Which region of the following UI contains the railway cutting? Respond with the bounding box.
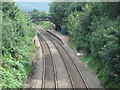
[30,24,89,89]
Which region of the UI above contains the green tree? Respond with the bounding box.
[29,9,48,24]
[49,2,120,88]
[29,9,48,18]
[1,2,35,88]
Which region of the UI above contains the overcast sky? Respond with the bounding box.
[16,2,51,13]
[15,0,52,2]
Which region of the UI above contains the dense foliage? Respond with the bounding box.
[0,2,2,58]
[38,21,52,30]
[0,2,35,88]
[29,9,52,30]
[29,9,48,18]
[50,2,120,88]
[29,9,48,25]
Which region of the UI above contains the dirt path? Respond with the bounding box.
[24,35,43,88]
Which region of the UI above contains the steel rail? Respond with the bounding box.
[40,30,74,89]
[37,33,57,89]
[41,30,89,89]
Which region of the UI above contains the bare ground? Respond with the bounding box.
[24,35,43,88]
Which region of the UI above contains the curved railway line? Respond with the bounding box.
[37,33,57,88]
[33,24,89,89]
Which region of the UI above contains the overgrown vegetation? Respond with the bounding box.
[39,21,52,30]
[29,9,52,30]
[50,2,120,88]
[0,2,35,88]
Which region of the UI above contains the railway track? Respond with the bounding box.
[34,24,89,89]
[37,33,57,88]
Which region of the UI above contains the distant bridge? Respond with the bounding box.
[31,17,52,21]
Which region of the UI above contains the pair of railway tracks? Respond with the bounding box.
[34,25,89,89]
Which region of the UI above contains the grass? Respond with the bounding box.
[68,39,100,73]
[69,42,99,72]
[69,43,75,50]
[80,55,99,72]
[39,21,52,30]
[34,21,52,30]
[69,41,99,72]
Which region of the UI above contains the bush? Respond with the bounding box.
[67,11,91,52]
[89,16,120,88]
[66,3,120,88]
[0,2,36,88]
[39,21,52,30]
[49,2,120,88]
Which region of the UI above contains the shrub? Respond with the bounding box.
[0,2,35,88]
[89,16,120,88]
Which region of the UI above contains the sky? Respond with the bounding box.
[15,0,52,2]
[16,2,51,13]
[12,0,120,2]
[2,0,120,2]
